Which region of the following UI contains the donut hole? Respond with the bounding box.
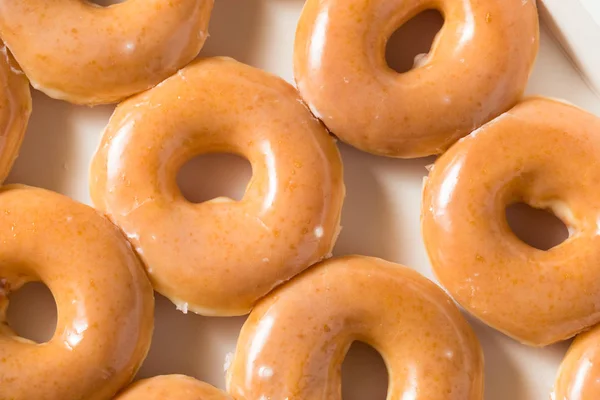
[177,153,253,203]
[342,341,388,399]
[88,0,126,6]
[6,282,57,344]
[505,203,570,251]
[386,10,445,73]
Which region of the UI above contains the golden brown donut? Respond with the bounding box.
[227,255,483,400]
[422,97,600,346]
[90,57,344,316]
[0,42,31,182]
[294,0,539,158]
[0,185,154,400]
[0,0,213,105]
[115,375,231,400]
[553,325,600,400]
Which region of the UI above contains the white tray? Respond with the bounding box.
[6,1,600,399]
[540,0,600,95]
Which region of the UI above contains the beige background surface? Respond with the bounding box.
[5,1,600,399]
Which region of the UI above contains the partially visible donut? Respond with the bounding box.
[0,0,213,105]
[0,42,30,182]
[554,325,600,400]
[422,97,600,346]
[115,375,231,400]
[0,185,154,400]
[227,255,483,399]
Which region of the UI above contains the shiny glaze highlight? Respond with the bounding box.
[294,0,539,157]
[115,375,232,400]
[0,0,213,105]
[0,42,30,182]
[227,255,483,400]
[90,57,345,316]
[554,325,600,400]
[422,97,600,346]
[0,185,154,400]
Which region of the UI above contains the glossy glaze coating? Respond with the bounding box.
[294,0,539,158]
[90,57,345,316]
[554,325,600,400]
[0,185,154,400]
[227,255,483,400]
[115,375,232,400]
[422,97,600,346]
[0,43,31,182]
[0,0,213,105]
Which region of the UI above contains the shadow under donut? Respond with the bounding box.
[468,316,570,400]
[6,91,113,201]
[136,294,246,389]
[333,144,399,261]
[333,143,434,270]
[200,0,265,67]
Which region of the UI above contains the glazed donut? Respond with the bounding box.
[0,0,213,105]
[294,0,539,158]
[115,375,231,400]
[0,185,154,400]
[90,57,344,316]
[553,325,600,400]
[0,42,30,182]
[422,97,600,346]
[227,255,483,399]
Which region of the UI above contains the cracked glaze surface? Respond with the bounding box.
[0,0,213,105]
[115,375,232,400]
[0,42,30,182]
[227,255,483,400]
[422,97,600,346]
[294,0,539,157]
[90,57,345,316]
[0,185,154,400]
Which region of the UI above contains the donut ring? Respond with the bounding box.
[116,375,232,399]
[0,0,213,105]
[90,57,344,316]
[553,325,600,400]
[0,185,154,400]
[294,0,539,157]
[0,42,30,182]
[227,255,483,399]
[422,97,600,346]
